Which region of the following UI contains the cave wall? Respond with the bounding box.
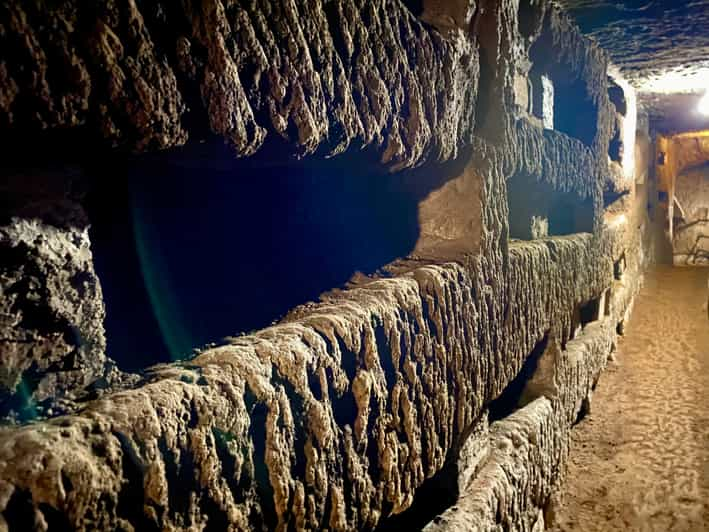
[0,0,659,530]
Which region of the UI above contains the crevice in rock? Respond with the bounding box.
[607,78,627,117]
[115,432,158,531]
[2,488,36,530]
[246,399,276,530]
[488,334,550,423]
[609,120,623,163]
[375,448,459,532]
[573,395,591,425]
[614,253,626,280]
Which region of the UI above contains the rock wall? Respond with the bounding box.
[655,131,709,260]
[0,0,659,530]
[0,0,478,170]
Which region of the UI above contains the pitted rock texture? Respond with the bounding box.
[560,1,709,88]
[424,397,561,532]
[560,0,709,132]
[0,0,479,170]
[0,220,104,410]
[425,230,647,531]
[0,175,116,419]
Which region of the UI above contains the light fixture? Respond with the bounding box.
[699,90,709,116]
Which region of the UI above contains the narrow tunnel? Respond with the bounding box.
[1,0,709,531]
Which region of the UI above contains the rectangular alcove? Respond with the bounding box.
[525,17,600,147]
[85,141,439,370]
[507,171,594,240]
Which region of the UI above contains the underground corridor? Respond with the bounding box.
[1,0,709,531]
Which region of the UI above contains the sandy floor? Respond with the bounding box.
[551,266,709,532]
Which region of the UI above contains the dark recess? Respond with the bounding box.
[488,334,550,422]
[529,17,599,147]
[375,450,459,532]
[578,296,600,326]
[507,171,594,240]
[400,0,424,17]
[608,78,626,163]
[518,0,539,40]
[86,137,470,371]
[609,120,623,162]
[607,79,627,116]
[553,77,598,147]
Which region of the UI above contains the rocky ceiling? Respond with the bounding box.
[560,0,709,133]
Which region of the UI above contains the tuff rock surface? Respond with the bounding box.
[673,162,709,265]
[0,174,125,420]
[0,0,660,530]
[0,0,479,171]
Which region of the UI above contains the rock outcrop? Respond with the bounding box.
[0,174,114,419]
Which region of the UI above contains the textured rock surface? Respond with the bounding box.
[560,1,709,88]
[0,0,659,530]
[655,131,709,246]
[0,175,116,419]
[0,0,479,170]
[425,242,646,530]
[560,0,709,132]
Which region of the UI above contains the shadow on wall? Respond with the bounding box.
[87,140,470,371]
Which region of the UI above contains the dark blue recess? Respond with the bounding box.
[87,141,425,371]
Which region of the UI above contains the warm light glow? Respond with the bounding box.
[699,91,709,116]
[606,214,627,229]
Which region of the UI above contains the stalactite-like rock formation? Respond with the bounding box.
[0,0,659,530]
[0,0,478,170]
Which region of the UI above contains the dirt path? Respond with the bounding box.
[551,266,709,532]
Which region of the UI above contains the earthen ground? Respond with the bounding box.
[552,266,709,531]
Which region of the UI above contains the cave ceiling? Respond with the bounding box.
[560,0,709,133]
